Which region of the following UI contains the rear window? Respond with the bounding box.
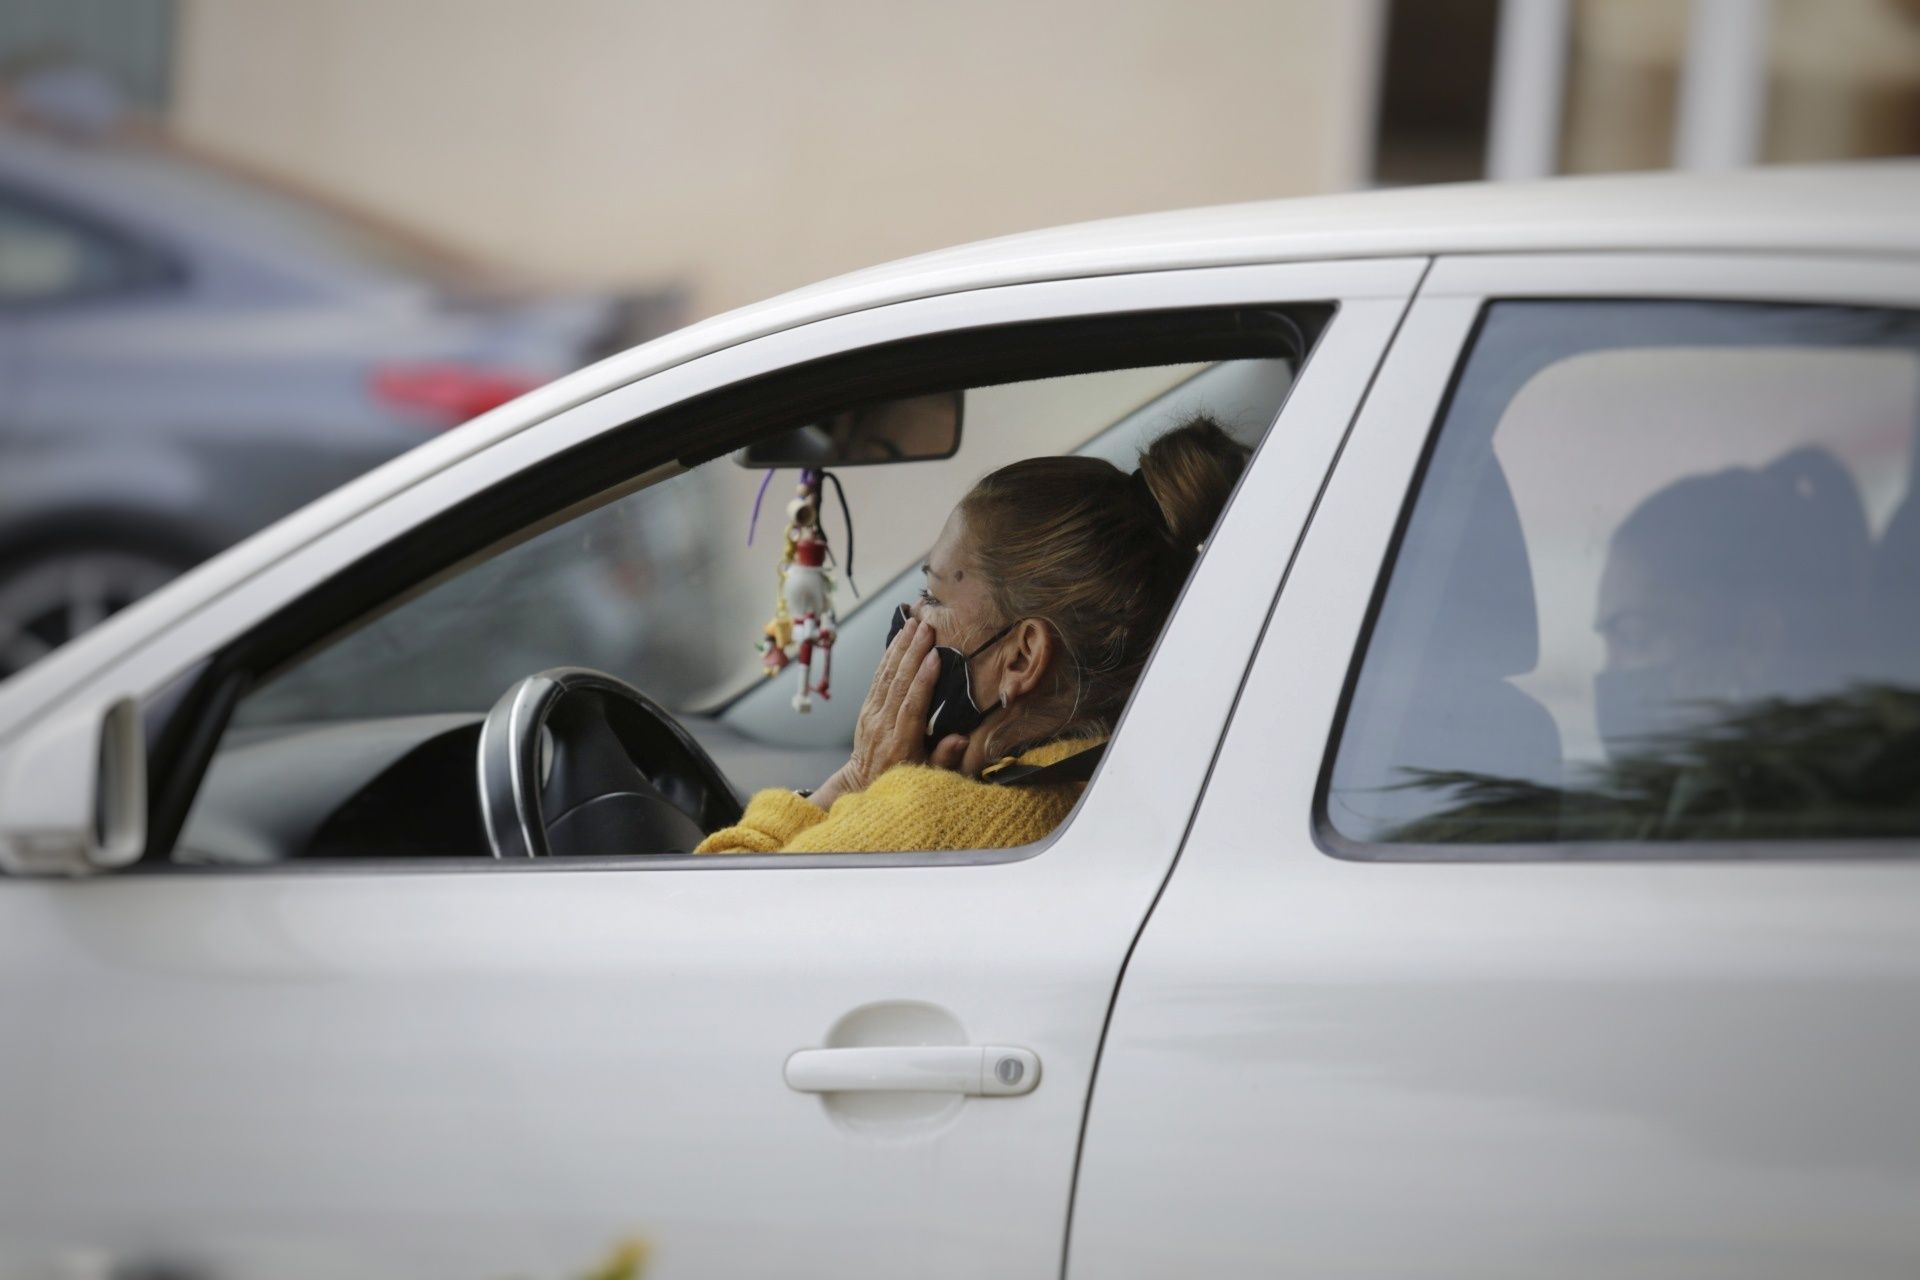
[1323,300,1920,854]
[100,146,483,290]
[0,190,163,302]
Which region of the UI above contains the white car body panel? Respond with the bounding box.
[1065,252,1920,1279]
[0,260,1419,1275]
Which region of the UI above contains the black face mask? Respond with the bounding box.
[888,603,1014,749]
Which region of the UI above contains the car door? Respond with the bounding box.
[0,259,1421,1279]
[1069,252,1920,1278]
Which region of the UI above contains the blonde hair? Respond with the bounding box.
[958,416,1249,747]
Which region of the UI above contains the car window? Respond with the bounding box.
[103,146,482,290]
[177,343,1303,865]
[1324,300,1920,853]
[0,191,157,303]
[234,362,1269,726]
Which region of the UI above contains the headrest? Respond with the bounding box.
[1426,460,1539,679]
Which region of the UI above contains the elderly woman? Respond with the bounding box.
[697,416,1248,854]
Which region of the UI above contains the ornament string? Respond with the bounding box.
[746,467,774,545]
[821,468,859,597]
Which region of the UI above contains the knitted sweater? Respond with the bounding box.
[695,736,1103,855]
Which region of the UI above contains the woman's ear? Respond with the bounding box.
[997,618,1054,702]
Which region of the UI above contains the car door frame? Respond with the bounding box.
[8,257,1427,873]
[1065,249,1920,1278]
[0,259,1423,1279]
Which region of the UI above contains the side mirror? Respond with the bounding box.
[736,391,963,468]
[0,696,146,876]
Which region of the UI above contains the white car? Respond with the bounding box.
[2,164,1918,1280]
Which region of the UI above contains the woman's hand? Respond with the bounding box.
[809,616,968,808]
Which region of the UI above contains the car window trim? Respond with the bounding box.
[143,303,1332,867]
[1311,260,1920,863]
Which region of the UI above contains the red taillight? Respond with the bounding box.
[371,362,542,428]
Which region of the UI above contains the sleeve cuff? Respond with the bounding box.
[694,787,830,854]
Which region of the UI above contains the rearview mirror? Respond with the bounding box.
[0,696,146,876]
[736,391,962,468]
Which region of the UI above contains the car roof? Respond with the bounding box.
[0,131,464,296]
[588,161,1920,420]
[4,161,1917,734]
[791,160,1920,302]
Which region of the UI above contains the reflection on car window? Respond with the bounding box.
[1326,301,1920,849]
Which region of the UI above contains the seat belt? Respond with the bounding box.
[986,742,1106,787]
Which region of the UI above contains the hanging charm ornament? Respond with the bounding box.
[755,468,841,713]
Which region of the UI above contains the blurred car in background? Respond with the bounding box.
[0,85,678,678]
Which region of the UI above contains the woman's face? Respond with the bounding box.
[910,507,1062,768]
[915,509,1002,649]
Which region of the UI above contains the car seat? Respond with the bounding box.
[1332,457,1564,842]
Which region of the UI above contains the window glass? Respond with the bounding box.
[235,361,1270,725]
[103,147,483,290]
[0,195,140,301]
[180,352,1298,864]
[1326,301,1920,850]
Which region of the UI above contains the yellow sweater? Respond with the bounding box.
[695,737,1103,855]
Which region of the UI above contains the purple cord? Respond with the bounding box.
[747,468,773,545]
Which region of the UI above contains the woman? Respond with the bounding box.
[697,416,1249,854]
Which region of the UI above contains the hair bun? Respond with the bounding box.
[1136,415,1251,550]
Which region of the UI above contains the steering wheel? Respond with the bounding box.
[477,667,744,858]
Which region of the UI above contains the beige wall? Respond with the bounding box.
[1561,0,1920,175]
[171,0,1381,318]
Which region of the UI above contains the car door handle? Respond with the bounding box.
[783,1045,1040,1096]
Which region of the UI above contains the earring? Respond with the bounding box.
[999,690,1011,710]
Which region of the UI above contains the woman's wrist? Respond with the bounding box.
[808,765,855,810]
